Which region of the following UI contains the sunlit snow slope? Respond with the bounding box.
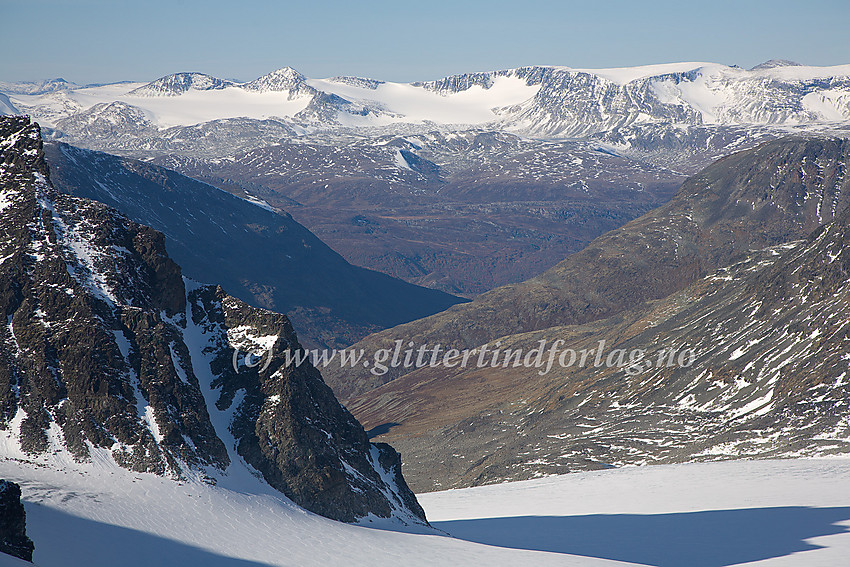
[420,459,850,567]
[2,458,847,566]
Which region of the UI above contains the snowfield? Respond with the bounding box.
[420,459,850,567]
[7,74,539,130]
[309,74,541,126]
[1,458,848,566]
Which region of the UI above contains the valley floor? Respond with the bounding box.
[0,458,848,566]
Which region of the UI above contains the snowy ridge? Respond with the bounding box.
[127,73,235,97]
[0,93,18,116]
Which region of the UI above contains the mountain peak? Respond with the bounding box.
[241,67,312,95]
[128,72,234,97]
[749,59,804,71]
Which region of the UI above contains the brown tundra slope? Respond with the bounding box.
[325,137,850,401]
[331,137,850,491]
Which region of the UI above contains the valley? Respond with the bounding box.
[1,48,850,567]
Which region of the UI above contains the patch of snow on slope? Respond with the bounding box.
[0,93,18,116]
[0,189,17,213]
[49,209,118,305]
[803,90,850,122]
[393,149,412,171]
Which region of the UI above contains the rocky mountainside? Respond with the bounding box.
[326,137,850,400]
[344,138,850,491]
[42,141,462,349]
[0,115,426,525]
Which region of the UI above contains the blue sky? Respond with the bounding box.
[2,0,848,84]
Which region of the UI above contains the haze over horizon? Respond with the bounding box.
[2,0,848,85]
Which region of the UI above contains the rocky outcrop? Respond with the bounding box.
[0,115,427,525]
[0,116,225,473]
[190,285,425,522]
[0,481,33,562]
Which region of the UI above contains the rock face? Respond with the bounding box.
[189,286,424,521]
[0,115,224,473]
[0,115,426,525]
[0,481,33,562]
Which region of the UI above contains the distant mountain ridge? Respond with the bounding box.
[4,60,848,299]
[5,61,850,146]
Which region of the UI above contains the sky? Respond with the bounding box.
[1,0,848,84]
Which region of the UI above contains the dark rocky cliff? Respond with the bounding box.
[0,481,33,562]
[0,115,426,525]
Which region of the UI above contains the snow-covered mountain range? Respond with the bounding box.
[4,61,850,143]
